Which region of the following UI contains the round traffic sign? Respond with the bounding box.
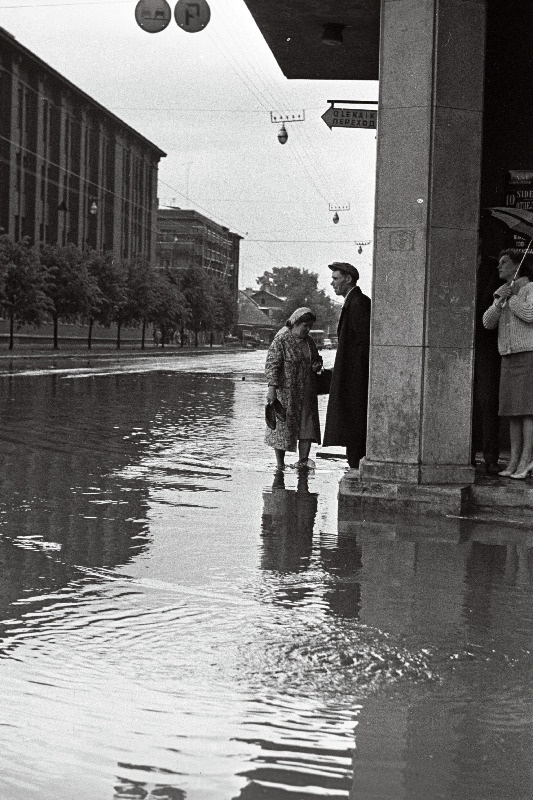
[174,0,211,32]
[135,0,172,33]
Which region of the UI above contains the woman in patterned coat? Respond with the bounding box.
[265,307,323,470]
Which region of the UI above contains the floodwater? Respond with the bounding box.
[0,350,532,800]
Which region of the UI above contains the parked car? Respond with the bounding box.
[322,338,334,349]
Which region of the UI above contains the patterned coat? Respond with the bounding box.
[264,330,321,452]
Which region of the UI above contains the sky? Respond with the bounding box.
[0,0,378,298]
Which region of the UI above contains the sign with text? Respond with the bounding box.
[505,170,533,248]
[321,106,377,130]
[174,0,210,32]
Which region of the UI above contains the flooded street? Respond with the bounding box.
[0,351,532,800]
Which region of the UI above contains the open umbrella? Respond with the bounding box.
[489,206,533,282]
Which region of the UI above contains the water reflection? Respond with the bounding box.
[336,517,533,800]
[0,358,532,800]
[261,470,317,576]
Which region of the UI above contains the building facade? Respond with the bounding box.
[157,207,241,298]
[244,287,285,324]
[0,26,165,262]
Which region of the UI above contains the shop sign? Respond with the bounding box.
[505,170,533,248]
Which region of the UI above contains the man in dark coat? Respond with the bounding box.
[323,262,371,468]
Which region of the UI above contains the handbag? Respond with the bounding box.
[315,368,332,395]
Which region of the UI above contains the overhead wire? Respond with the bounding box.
[214,0,342,203]
[205,12,337,206]
[0,17,356,217]
[0,8,372,264]
[0,0,129,6]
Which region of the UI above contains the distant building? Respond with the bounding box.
[0,26,165,261]
[236,290,277,344]
[157,207,241,298]
[244,288,285,325]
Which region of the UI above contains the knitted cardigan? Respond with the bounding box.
[482,278,533,355]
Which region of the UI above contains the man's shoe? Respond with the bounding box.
[485,462,500,476]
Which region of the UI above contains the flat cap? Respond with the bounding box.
[328,262,359,281]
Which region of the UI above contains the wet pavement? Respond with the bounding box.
[0,351,532,799]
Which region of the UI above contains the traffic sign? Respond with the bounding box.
[322,106,377,130]
[135,0,171,33]
[174,0,211,32]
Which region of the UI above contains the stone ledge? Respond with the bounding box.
[359,458,475,485]
[339,472,472,516]
[339,470,533,519]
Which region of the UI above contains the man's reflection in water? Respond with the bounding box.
[261,471,318,580]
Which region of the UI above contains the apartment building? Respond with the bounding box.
[0,26,165,262]
[157,206,241,298]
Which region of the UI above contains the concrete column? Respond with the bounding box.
[361,0,486,486]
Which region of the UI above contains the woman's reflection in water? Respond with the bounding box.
[261,471,318,594]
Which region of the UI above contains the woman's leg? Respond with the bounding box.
[500,418,522,476]
[298,439,312,462]
[514,416,533,473]
[503,417,523,473]
[274,448,285,469]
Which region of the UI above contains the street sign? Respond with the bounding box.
[321,106,377,130]
[135,0,171,33]
[270,111,305,123]
[174,0,211,32]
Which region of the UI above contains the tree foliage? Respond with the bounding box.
[0,236,239,349]
[0,236,51,348]
[257,266,340,331]
[40,244,99,349]
[149,269,188,346]
[177,267,216,346]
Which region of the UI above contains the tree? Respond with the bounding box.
[257,266,340,332]
[149,269,188,347]
[86,252,128,349]
[212,277,237,341]
[40,244,99,349]
[177,266,216,346]
[123,257,157,349]
[0,236,52,349]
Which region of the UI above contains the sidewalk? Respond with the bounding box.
[0,343,249,364]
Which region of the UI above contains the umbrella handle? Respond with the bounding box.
[511,237,533,285]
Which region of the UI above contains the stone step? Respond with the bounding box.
[339,471,533,519]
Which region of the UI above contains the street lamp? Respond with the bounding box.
[271,111,304,145]
[277,124,288,145]
[354,239,371,254]
[89,199,98,215]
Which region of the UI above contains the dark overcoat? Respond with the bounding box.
[323,286,371,460]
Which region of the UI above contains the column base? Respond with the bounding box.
[359,458,475,486]
[340,468,474,517]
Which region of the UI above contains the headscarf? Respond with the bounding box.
[287,307,315,325]
[274,307,316,339]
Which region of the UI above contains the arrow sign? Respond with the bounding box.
[322,106,377,130]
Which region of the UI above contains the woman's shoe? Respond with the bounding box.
[509,463,533,480]
[498,467,516,477]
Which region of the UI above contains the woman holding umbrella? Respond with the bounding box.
[483,249,533,478]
